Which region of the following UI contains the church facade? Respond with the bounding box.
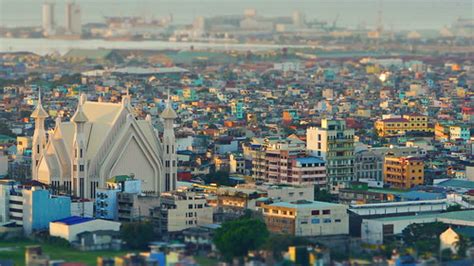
[31,93,177,199]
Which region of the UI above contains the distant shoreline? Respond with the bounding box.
[0,37,313,55]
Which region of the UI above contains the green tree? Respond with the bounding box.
[314,186,333,202]
[204,170,232,186]
[120,222,155,249]
[0,121,15,137]
[446,204,462,212]
[263,234,310,260]
[455,234,472,258]
[401,222,448,256]
[214,217,269,261]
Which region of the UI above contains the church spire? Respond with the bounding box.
[31,89,49,180]
[31,90,48,119]
[71,95,88,123]
[161,89,177,120]
[72,93,89,198]
[161,89,177,192]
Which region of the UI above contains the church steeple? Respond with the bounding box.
[31,90,48,180]
[161,90,177,191]
[71,93,89,198]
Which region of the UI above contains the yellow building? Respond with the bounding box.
[375,114,430,137]
[384,156,424,189]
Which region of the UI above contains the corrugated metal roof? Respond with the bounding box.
[53,216,94,225]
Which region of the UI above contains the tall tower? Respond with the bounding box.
[31,91,49,180]
[71,94,88,198]
[160,91,177,192]
[65,1,81,35]
[42,2,55,36]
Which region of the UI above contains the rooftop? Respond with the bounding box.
[367,210,474,223]
[437,179,474,190]
[52,216,95,226]
[269,200,344,209]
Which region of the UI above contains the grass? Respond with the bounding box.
[0,239,134,266]
[195,256,219,266]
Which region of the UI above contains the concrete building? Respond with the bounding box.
[349,199,447,237]
[435,122,471,141]
[263,184,315,203]
[307,119,355,192]
[95,175,142,220]
[262,200,349,236]
[229,153,246,175]
[42,2,55,36]
[50,216,121,242]
[384,156,424,189]
[361,210,474,244]
[375,114,430,137]
[0,180,71,234]
[65,2,81,35]
[152,190,213,235]
[355,145,426,182]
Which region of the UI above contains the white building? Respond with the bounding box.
[361,210,474,244]
[50,216,121,242]
[65,2,81,35]
[307,119,355,192]
[42,2,55,35]
[262,200,349,236]
[32,92,178,199]
[153,190,213,234]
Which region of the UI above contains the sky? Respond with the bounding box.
[0,0,472,30]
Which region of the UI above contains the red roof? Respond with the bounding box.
[381,118,409,123]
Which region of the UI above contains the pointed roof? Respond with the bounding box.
[31,91,49,119]
[71,99,88,123]
[161,90,177,120]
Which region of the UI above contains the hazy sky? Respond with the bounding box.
[0,0,472,30]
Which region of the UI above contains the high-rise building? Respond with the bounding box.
[42,2,55,35]
[65,2,81,35]
[307,119,355,193]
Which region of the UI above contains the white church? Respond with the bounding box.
[31,92,177,199]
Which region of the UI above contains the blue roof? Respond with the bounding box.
[438,179,474,190]
[53,216,94,225]
[295,157,325,164]
[400,191,446,201]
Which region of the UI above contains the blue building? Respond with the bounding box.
[21,188,71,234]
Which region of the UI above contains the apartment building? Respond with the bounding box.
[355,145,427,182]
[245,137,325,186]
[262,200,349,236]
[0,180,71,234]
[435,122,471,141]
[152,190,213,235]
[384,156,424,189]
[375,114,430,137]
[307,119,355,192]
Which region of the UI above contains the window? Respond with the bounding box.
[323,218,331,223]
[80,149,83,158]
[322,209,331,215]
[188,204,193,209]
[79,165,84,172]
[197,204,203,209]
[311,210,320,215]
[300,220,308,224]
[335,219,341,223]
[311,218,320,224]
